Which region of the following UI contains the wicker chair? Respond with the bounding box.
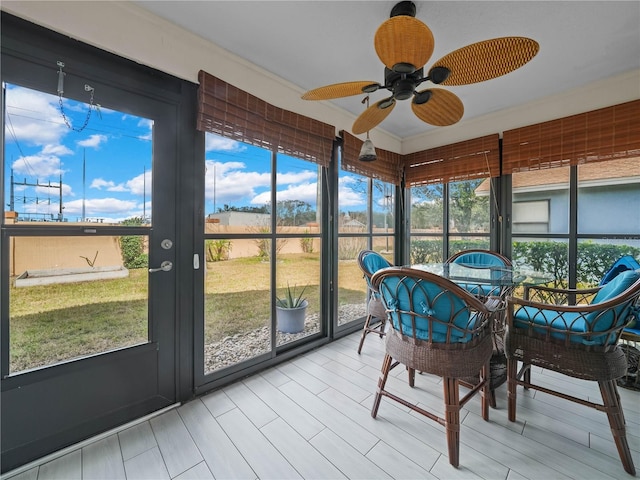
[356,250,392,354]
[506,269,640,476]
[446,249,513,407]
[370,267,498,468]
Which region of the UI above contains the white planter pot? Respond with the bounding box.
[276,300,308,333]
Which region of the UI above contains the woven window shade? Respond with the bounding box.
[503,100,640,173]
[404,134,500,186]
[341,131,403,185]
[197,71,335,167]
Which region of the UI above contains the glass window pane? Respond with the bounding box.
[372,179,394,236]
[448,236,490,259]
[276,154,321,229]
[339,169,369,233]
[578,158,640,234]
[449,179,490,234]
[4,83,153,225]
[204,133,272,231]
[578,239,640,288]
[512,238,568,286]
[410,236,443,264]
[337,237,369,326]
[410,184,443,233]
[204,242,271,373]
[9,235,148,374]
[512,167,570,234]
[276,246,321,345]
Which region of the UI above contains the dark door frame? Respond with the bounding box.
[0,13,198,473]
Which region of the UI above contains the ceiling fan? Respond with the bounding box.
[301,1,539,134]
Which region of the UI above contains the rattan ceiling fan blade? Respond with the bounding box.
[431,37,539,86]
[374,15,434,73]
[411,89,464,126]
[301,81,381,100]
[352,98,396,134]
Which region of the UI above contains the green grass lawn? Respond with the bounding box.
[9,254,367,373]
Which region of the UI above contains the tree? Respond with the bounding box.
[275,200,314,226]
[449,180,488,232]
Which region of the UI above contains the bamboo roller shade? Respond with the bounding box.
[341,131,403,185]
[404,134,500,186]
[197,71,335,167]
[503,100,640,173]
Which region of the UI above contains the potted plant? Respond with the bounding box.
[276,283,308,333]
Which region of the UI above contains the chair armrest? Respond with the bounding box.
[523,284,600,305]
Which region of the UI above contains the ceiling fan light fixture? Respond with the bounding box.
[378,97,395,109]
[391,62,416,74]
[428,66,451,84]
[362,83,381,93]
[413,90,432,105]
[358,135,377,162]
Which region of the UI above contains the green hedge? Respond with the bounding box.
[410,239,489,264]
[410,239,640,286]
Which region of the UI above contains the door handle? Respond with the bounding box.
[149,260,173,273]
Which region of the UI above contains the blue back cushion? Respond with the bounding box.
[600,255,640,286]
[362,252,391,277]
[588,269,640,332]
[452,252,506,267]
[362,253,391,297]
[379,276,473,343]
[592,269,640,304]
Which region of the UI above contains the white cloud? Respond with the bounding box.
[253,182,319,206]
[126,170,152,195]
[12,153,65,178]
[77,134,107,148]
[5,86,68,146]
[276,171,317,185]
[204,160,270,205]
[63,197,138,215]
[136,118,153,141]
[41,144,73,156]
[338,182,366,207]
[205,136,246,152]
[90,178,128,192]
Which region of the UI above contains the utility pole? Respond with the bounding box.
[82,148,86,222]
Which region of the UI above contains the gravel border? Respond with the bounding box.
[204,303,367,372]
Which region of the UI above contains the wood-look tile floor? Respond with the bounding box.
[4,331,639,480]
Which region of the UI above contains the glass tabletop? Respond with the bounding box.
[411,263,553,287]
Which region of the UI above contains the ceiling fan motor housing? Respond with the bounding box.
[385,68,423,101]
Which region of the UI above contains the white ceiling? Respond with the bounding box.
[134,1,639,139]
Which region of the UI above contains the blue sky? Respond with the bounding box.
[4,83,371,223]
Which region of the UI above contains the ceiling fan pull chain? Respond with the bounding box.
[56,61,99,132]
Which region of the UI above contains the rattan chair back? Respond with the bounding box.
[370,266,495,468]
[356,250,392,354]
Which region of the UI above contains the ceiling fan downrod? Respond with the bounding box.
[390,1,416,18]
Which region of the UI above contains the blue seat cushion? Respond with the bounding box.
[380,276,476,343]
[514,269,640,345]
[513,307,596,344]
